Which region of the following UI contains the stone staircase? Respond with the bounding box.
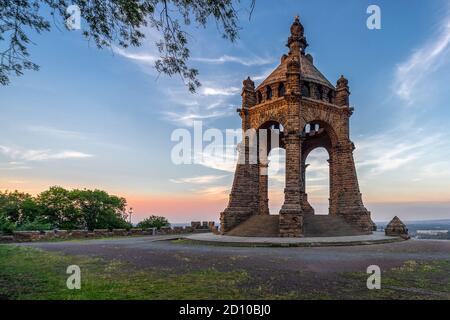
[225,214,366,237]
[226,215,280,237]
[303,215,364,237]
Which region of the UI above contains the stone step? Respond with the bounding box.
[303,215,364,237]
[226,215,280,237]
[226,214,366,237]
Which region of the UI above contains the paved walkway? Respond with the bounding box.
[185,231,403,247]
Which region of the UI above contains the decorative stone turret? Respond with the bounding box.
[385,216,409,239]
[335,75,350,107]
[242,77,256,110]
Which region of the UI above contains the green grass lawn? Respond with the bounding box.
[342,260,450,299]
[0,245,294,300]
[0,244,449,300]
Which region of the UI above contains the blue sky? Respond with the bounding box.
[1,0,450,223]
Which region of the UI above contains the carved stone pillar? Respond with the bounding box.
[332,141,375,232]
[259,159,270,215]
[279,133,303,237]
[301,163,315,215]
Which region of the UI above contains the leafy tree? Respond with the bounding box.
[137,215,169,229]
[0,190,40,225]
[0,186,134,231]
[71,189,130,230]
[36,186,82,229]
[0,0,255,92]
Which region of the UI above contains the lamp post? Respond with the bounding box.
[128,207,133,225]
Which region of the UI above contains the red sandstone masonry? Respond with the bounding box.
[220,17,375,237]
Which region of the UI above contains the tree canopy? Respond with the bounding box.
[0,0,255,92]
[0,187,131,232]
[136,215,169,229]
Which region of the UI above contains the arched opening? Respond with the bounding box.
[301,120,336,216]
[267,147,285,215]
[258,120,285,216]
[257,91,263,104]
[305,147,330,215]
[327,90,334,103]
[302,82,310,97]
[317,85,324,100]
[266,85,273,100]
[277,82,285,97]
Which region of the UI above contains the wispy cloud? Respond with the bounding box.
[201,86,240,96]
[192,55,272,67]
[196,144,239,173]
[26,126,85,139]
[0,145,93,162]
[170,174,228,184]
[394,13,450,104]
[355,127,448,179]
[191,185,229,198]
[162,110,230,127]
[161,87,237,126]
[113,46,157,64]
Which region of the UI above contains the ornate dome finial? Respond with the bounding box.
[290,15,304,37]
[287,14,308,55]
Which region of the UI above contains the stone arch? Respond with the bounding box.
[257,120,285,157]
[251,113,288,133]
[300,116,340,147]
[304,147,330,215]
[266,147,286,215]
[301,119,339,150]
[300,120,337,217]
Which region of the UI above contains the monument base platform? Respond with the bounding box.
[184,232,405,247]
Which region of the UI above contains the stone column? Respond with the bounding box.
[328,157,337,216]
[279,133,303,237]
[332,141,375,233]
[301,162,315,215]
[259,159,270,215]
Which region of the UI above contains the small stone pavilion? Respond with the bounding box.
[220,16,377,238]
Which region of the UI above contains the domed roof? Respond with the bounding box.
[256,54,334,91]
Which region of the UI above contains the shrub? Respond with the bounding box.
[0,213,16,234]
[16,220,53,232]
[137,216,169,230]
